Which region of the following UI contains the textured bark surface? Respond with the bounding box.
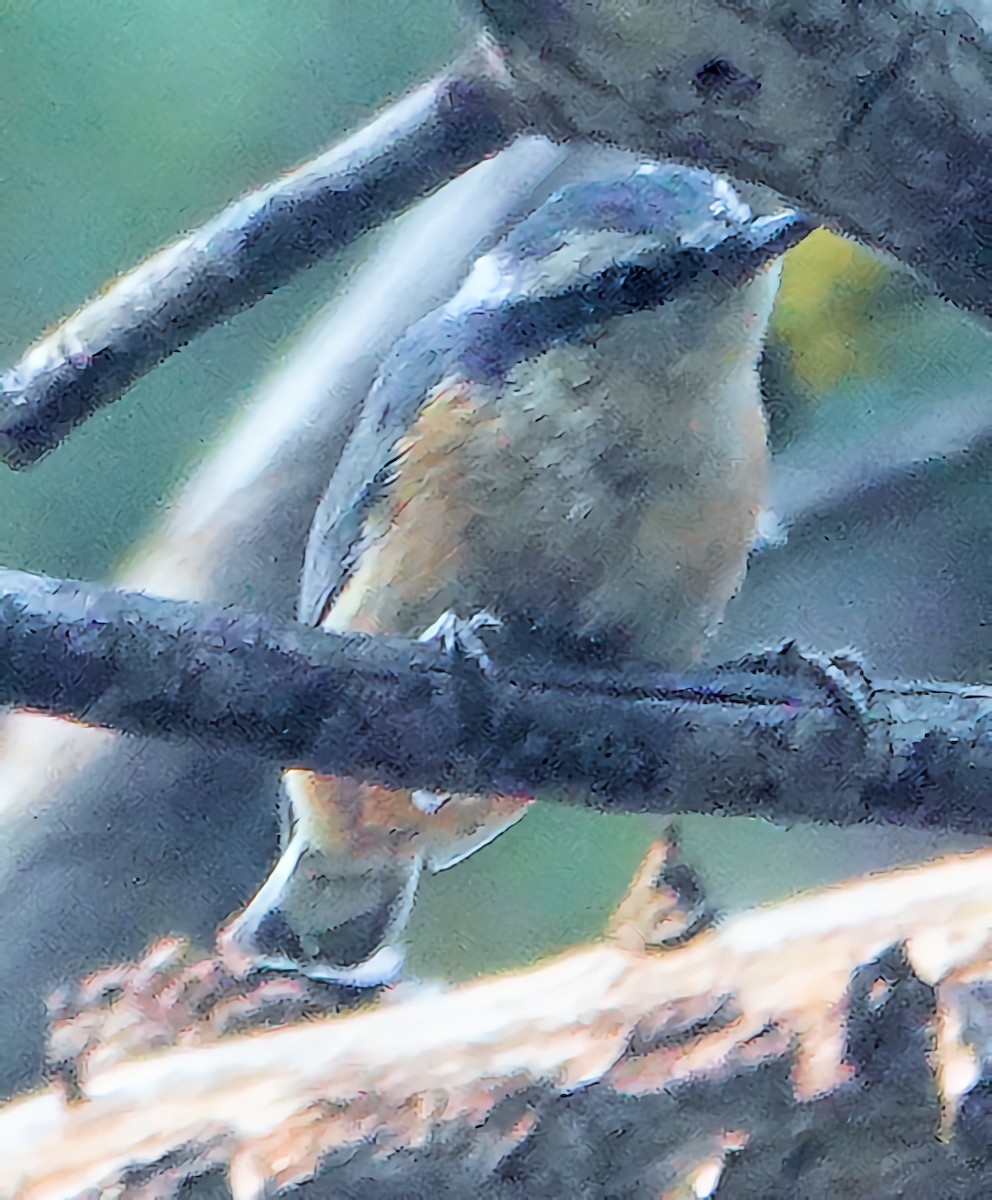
[5,842,992,1198]
[2,568,992,834]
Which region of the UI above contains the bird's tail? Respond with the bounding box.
[218,769,531,984]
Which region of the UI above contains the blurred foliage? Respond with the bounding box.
[1,2,988,984]
[773,228,892,393]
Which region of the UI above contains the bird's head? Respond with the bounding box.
[447,161,811,380]
[457,161,800,308]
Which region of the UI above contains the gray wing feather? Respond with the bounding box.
[297,313,462,627]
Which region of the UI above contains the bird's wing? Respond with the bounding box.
[298,311,465,628]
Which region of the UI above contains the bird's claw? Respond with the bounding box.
[414,610,501,818]
[417,608,502,675]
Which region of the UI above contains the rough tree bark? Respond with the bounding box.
[478,0,992,314]
[4,841,992,1197]
[2,567,991,836]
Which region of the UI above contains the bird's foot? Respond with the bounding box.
[414,608,501,817]
[417,608,502,675]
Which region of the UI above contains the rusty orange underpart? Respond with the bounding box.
[285,768,533,863]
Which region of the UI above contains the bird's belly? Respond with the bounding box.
[466,328,768,665]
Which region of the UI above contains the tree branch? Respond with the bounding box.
[478,0,992,316]
[2,567,989,834]
[0,54,521,467]
[5,841,992,1197]
[0,137,575,1101]
[0,124,984,1097]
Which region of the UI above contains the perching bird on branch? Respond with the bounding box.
[218,160,810,987]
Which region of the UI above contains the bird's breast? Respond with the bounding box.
[328,279,774,668]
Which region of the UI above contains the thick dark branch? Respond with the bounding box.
[2,568,989,833]
[0,58,520,467]
[479,0,992,316]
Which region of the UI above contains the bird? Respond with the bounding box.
[217,160,811,987]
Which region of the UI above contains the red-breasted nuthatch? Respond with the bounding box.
[218,161,810,987]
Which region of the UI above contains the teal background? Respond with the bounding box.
[0,1,986,987]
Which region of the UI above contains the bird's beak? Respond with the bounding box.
[742,209,816,265]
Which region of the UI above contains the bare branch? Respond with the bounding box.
[5,842,992,1196]
[7,0,992,469]
[2,566,990,834]
[0,55,521,467]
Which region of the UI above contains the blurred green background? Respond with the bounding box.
[0,0,460,577]
[1,0,989,987]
